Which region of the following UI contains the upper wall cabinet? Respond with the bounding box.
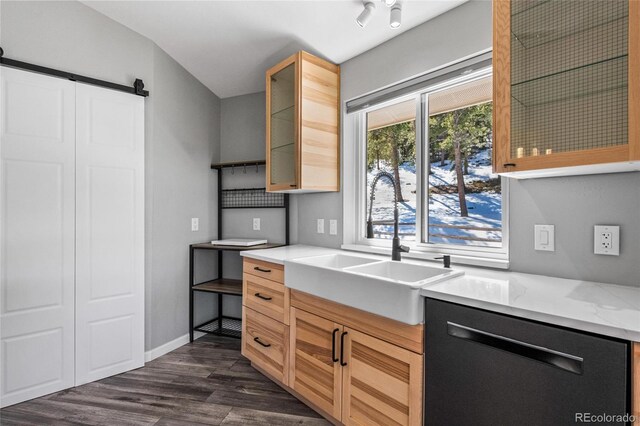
[266,51,340,192]
[493,0,640,178]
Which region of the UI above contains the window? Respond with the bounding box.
[366,99,417,241]
[349,66,507,263]
[426,76,501,248]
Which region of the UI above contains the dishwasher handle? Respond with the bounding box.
[447,322,584,375]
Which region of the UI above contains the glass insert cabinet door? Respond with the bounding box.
[268,62,297,189]
[493,0,639,174]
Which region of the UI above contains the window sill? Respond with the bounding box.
[341,244,510,270]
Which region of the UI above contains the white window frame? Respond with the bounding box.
[342,66,510,269]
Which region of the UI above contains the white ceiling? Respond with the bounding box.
[83,0,467,98]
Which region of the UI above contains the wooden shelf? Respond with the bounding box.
[190,242,284,251]
[192,278,242,295]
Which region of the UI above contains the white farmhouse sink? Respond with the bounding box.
[285,253,463,325]
[300,253,379,269]
[347,261,456,284]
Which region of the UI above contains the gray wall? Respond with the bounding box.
[295,0,640,286]
[221,92,266,162]
[509,173,640,285]
[1,0,222,350]
[340,0,493,102]
[147,45,221,349]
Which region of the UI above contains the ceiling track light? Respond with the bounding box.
[356,0,401,29]
[356,1,376,28]
[390,4,402,29]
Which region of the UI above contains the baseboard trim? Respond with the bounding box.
[144,332,205,362]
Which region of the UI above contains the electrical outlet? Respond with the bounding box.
[253,218,261,231]
[317,219,325,234]
[191,218,199,232]
[594,225,619,256]
[329,220,338,235]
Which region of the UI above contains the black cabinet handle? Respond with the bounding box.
[340,331,348,366]
[447,322,583,375]
[331,328,340,363]
[503,163,516,167]
[254,292,272,301]
[254,266,271,273]
[253,337,271,348]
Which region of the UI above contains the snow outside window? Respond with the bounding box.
[363,74,504,249]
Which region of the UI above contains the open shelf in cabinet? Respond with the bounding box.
[511,0,628,49]
[511,54,627,108]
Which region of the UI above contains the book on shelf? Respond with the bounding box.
[210,238,267,247]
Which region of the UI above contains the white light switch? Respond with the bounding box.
[534,224,554,251]
[540,230,549,245]
[191,218,199,232]
[329,220,338,235]
[317,219,325,234]
[594,225,620,256]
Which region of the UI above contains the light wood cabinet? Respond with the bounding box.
[241,307,289,384]
[493,0,640,177]
[241,261,424,425]
[241,259,290,384]
[289,307,343,419]
[243,273,290,325]
[341,328,423,426]
[243,257,284,283]
[289,293,423,426]
[266,51,340,192]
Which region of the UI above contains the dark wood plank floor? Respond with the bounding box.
[0,335,329,426]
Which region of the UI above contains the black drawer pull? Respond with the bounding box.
[447,322,583,375]
[331,328,340,363]
[340,331,348,366]
[254,266,271,273]
[254,292,272,301]
[253,337,271,348]
[503,163,516,167]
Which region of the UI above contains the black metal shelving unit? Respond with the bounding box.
[189,160,289,342]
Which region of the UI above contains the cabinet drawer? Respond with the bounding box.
[243,258,284,284]
[243,273,290,325]
[242,307,289,385]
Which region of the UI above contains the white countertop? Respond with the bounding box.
[240,244,340,264]
[241,245,640,342]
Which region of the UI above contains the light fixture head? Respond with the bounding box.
[356,1,376,28]
[390,4,402,29]
[384,0,397,6]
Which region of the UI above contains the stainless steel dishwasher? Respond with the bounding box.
[424,298,631,426]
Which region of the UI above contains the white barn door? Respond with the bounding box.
[74,84,144,385]
[0,68,76,406]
